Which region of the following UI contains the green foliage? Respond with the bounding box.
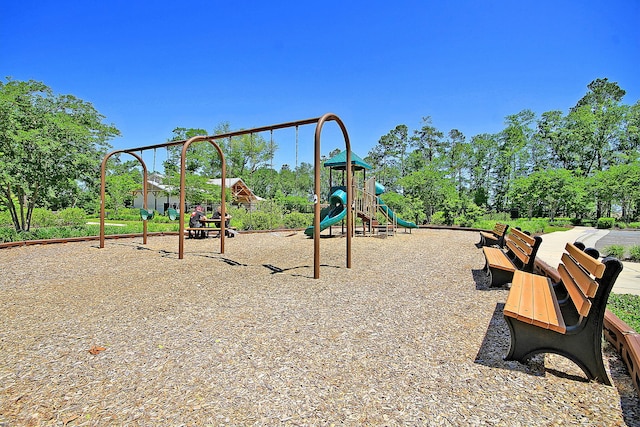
[243,211,281,230]
[430,211,446,225]
[0,210,11,227]
[454,202,484,227]
[380,191,423,224]
[0,227,19,243]
[0,78,120,231]
[602,244,625,259]
[57,208,87,226]
[276,193,312,214]
[629,245,640,262]
[30,208,59,227]
[597,217,615,229]
[629,222,640,229]
[608,293,640,333]
[283,212,313,229]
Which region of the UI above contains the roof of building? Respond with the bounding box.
[137,175,262,202]
[323,150,372,170]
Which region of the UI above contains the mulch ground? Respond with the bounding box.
[1,229,638,426]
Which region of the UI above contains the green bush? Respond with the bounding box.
[0,210,12,227]
[602,244,625,259]
[58,208,87,226]
[596,217,615,229]
[430,211,446,225]
[283,212,313,229]
[243,211,282,230]
[628,222,640,229]
[608,293,640,333]
[629,245,640,262]
[0,227,19,243]
[571,217,597,227]
[31,208,59,227]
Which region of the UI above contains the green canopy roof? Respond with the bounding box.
[323,150,372,170]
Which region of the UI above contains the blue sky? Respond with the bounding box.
[2,1,639,170]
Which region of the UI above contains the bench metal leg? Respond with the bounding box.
[504,316,612,385]
[487,268,514,287]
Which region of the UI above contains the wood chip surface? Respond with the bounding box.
[0,229,638,426]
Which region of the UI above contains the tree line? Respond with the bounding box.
[365,78,640,225]
[2,77,638,232]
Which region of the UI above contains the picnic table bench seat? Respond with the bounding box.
[477,223,509,248]
[482,228,542,287]
[185,226,237,238]
[503,242,623,385]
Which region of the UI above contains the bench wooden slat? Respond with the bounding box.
[541,278,566,333]
[479,231,496,240]
[530,276,549,329]
[566,242,605,278]
[503,271,523,318]
[483,247,515,272]
[558,262,592,317]
[507,228,534,265]
[505,238,529,265]
[561,252,599,298]
[506,271,566,333]
[511,227,536,246]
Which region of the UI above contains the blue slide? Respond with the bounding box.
[304,189,347,237]
[377,196,418,229]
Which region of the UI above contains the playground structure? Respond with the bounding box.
[304,151,417,237]
[99,113,353,279]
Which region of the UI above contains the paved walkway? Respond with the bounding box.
[537,226,640,296]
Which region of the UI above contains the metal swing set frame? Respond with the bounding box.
[99,113,353,279]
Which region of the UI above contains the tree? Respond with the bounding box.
[410,116,444,170]
[493,110,536,210]
[593,163,640,222]
[618,101,640,163]
[0,79,119,231]
[468,133,499,208]
[508,169,581,220]
[104,158,141,214]
[367,124,409,191]
[570,78,627,216]
[164,126,210,175]
[399,165,454,222]
[442,129,471,195]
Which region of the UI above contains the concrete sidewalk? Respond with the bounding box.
[536,226,640,296]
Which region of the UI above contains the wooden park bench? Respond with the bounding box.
[477,223,509,248]
[503,242,623,385]
[603,310,640,393]
[481,228,542,287]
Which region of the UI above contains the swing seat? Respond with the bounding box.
[167,208,178,221]
[140,208,154,220]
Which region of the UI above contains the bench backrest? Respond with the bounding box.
[493,223,508,236]
[556,243,623,330]
[504,228,542,272]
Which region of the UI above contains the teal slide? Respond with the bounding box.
[377,196,418,229]
[304,189,347,237]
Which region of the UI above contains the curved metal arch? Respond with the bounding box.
[100,150,149,248]
[178,136,227,259]
[313,113,352,278]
